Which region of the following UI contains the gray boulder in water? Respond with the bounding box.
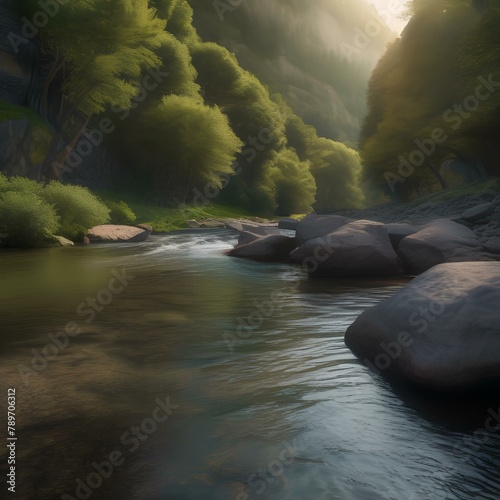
[290,220,402,277]
[227,234,297,262]
[295,214,353,246]
[345,262,500,391]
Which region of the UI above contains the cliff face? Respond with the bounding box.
[0,1,42,178]
[0,1,119,187]
[0,0,38,106]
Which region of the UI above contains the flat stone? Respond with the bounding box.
[87,225,150,243]
[461,203,495,222]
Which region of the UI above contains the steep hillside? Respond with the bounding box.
[188,0,396,143]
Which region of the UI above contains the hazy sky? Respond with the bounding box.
[369,0,409,34]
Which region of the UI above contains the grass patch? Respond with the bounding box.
[397,177,500,210]
[128,202,255,233]
[96,190,266,232]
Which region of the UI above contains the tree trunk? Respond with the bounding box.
[41,116,90,181]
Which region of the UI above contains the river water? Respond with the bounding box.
[0,230,499,500]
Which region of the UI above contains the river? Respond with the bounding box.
[1,229,499,500]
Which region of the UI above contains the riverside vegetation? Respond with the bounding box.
[2,1,500,247]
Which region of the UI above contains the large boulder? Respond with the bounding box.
[278,218,300,230]
[398,219,489,274]
[295,214,353,245]
[290,220,402,277]
[226,235,297,262]
[385,223,420,250]
[225,220,280,236]
[237,231,263,246]
[345,262,500,391]
[87,225,150,243]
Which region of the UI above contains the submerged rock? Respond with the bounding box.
[290,220,402,277]
[87,225,150,243]
[345,262,500,391]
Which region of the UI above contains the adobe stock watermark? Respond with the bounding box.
[61,396,179,500]
[8,0,70,54]
[364,278,464,374]
[52,66,169,180]
[224,230,356,352]
[453,406,500,463]
[213,0,245,22]
[385,74,500,192]
[178,127,274,208]
[236,439,300,500]
[17,268,135,385]
[341,1,402,62]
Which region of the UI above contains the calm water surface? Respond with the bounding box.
[0,230,499,500]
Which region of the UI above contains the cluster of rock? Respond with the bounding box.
[226,196,500,392]
[226,202,500,277]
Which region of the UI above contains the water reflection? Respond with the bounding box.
[0,230,498,499]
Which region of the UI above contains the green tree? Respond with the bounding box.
[152,0,198,44]
[19,0,168,179]
[360,0,483,200]
[264,149,316,215]
[41,183,110,240]
[0,191,59,247]
[190,42,287,210]
[116,95,243,204]
[309,139,364,212]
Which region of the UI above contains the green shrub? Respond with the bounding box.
[0,173,42,196]
[41,183,110,240]
[104,200,137,225]
[0,191,59,247]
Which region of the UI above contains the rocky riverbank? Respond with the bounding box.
[225,189,500,392]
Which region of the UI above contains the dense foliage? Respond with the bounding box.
[9,0,368,216]
[0,174,109,246]
[360,0,500,201]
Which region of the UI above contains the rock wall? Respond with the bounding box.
[0,0,38,106]
[0,1,122,188]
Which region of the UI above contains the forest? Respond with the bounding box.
[0,0,397,224]
[361,0,500,200]
[0,0,499,243]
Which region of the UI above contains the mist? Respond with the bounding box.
[188,0,397,143]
